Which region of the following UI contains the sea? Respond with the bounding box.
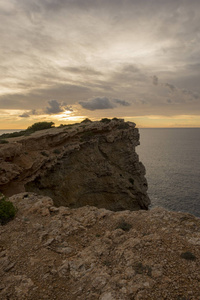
[1,128,200,218]
[0,129,22,135]
[137,128,200,218]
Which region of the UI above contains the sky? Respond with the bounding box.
[0,0,200,129]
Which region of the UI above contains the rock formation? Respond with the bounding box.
[0,193,199,300]
[0,119,150,211]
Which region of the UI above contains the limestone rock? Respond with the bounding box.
[0,119,150,211]
[0,193,199,300]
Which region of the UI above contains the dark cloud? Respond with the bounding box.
[79,97,131,111]
[64,67,102,76]
[113,99,131,106]
[123,65,140,73]
[19,112,30,118]
[182,89,199,100]
[165,83,176,92]
[0,83,91,110]
[79,97,115,111]
[153,75,158,86]
[45,100,66,114]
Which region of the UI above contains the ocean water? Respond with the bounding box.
[137,128,200,218]
[0,129,22,135]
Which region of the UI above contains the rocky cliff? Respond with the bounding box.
[0,193,199,300]
[0,119,150,211]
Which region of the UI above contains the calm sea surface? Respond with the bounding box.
[137,128,200,218]
[0,129,22,135]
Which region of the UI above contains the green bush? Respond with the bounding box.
[80,131,95,141]
[0,139,9,144]
[81,118,92,123]
[0,195,16,225]
[27,122,55,132]
[53,149,61,154]
[41,151,49,157]
[180,251,196,261]
[118,123,130,130]
[116,221,132,232]
[0,122,55,139]
[129,178,134,185]
[100,118,111,123]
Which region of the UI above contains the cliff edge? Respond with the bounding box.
[0,119,150,211]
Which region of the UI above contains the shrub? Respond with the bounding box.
[0,194,16,225]
[180,251,196,261]
[0,139,9,144]
[27,122,55,132]
[41,151,49,157]
[116,221,132,232]
[118,123,130,130]
[0,130,27,139]
[129,178,134,185]
[134,262,152,276]
[0,122,55,139]
[112,117,119,121]
[100,118,111,123]
[53,149,61,154]
[80,131,94,141]
[81,118,92,123]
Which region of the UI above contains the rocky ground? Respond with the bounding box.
[0,193,200,300]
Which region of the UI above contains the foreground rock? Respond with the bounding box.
[0,119,150,211]
[0,193,200,300]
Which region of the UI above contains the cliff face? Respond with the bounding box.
[0,193,200,300]
[0,119,150,211]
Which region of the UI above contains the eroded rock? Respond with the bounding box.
[0,193,199,300]
[0,119,150,211]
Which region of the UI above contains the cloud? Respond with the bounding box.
[182,89,199,100]
[18,100,73,117]
[79,97,131,110]
[19,112,30,118]
[153,75,158,86]
[45,100,66,114]
[45,100,73,115]
[123,65,140,73]
[113,99,130,106]
[79,97,115,111]
[64,66,102,76]
[165,83,176,92]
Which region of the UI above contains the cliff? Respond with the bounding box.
[0,193,199,299]
[0,119,150,211]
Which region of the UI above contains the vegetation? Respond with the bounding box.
[100,118,111,123]
[53,149,61,154]
[80,131,95,141]
[0,122,55,139]
[118,123,130,130]
[180,251,196,261]
[112,117,119,121]
[134,262,152,276]
[27,122,55,132]
[81,118,92,123]
[40,151,49,157]
[116,221,132,232]
[0,139,9,144]
[129,178,134,185]
[0,194,16,225]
